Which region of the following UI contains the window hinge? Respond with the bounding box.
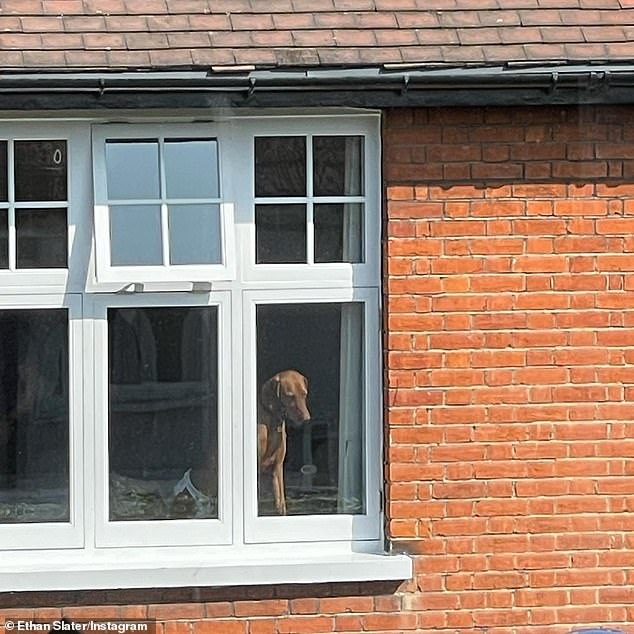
[379,490,385,512]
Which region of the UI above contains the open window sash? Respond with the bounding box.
[91,124,235,288]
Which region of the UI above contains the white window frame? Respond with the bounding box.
[0,112,412,590]
[0,292,83,550]
[231,116,381,288]
[0,123,89,290]
[91,123,236,287]
[243,287,382,544]
[91,291,233,548]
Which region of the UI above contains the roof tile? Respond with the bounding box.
[0,1,42,15]
[250,30,294,46]
[65,49,108,65]
[540,25,585,40]
[20,16,64,31]
[82,32,125,49]
[0,0,631,71]
[63,15,107,31]
[394,12,441,28]
[271,13,316,29]
[457,27,503,45]
[83,0,126,13]
[106,49,152,66]
[103,16,149,31]
[166,32,213,48]
[582,24,627,39]
[122,0,168,14]
[42,0,84,14]
[148,48,193,66]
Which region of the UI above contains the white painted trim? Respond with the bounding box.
[235,115,381,286]
[0,112,394,589]
[243,287,382,544]
[1,551,411,592]
[0,293,83,550]
[91,292,233,547]
[91,123,235,287]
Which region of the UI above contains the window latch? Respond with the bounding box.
[116,282,212,294]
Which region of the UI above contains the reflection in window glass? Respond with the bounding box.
[255,137,306,198]
[110,205,163,266]
[313,136,363,197]
[0,310,69,523]
[109,307,218,521]
[256,303,364,516]
[314,203,363,263]
[164,139,219,199]
[105,140,160,200]
[16,209,68,269]
[256,204,306,264]
[169,204,222,265]
[15,141,67,202]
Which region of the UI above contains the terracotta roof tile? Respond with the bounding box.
[0,0,632,70]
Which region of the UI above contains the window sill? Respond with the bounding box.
[1,552,412,592]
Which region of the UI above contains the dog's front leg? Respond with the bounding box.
[272,462,287,515]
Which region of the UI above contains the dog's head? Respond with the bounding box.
[261,369,310,426]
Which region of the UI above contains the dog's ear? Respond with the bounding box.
[261,374,281,412]
[302,374,308,392]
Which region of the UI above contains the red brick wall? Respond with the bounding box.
[384,104,634,632]
[3,104,634,633]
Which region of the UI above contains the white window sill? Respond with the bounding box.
[1,552,412,592]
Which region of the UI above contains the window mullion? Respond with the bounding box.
[306,135,314,265]
[158,137,170,267]
[7,141,15,271]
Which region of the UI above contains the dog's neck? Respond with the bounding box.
[259,401,287,430]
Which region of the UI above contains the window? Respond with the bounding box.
[92,124,234,284]
[0,115,408,589]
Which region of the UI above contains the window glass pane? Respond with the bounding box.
[255,137,306,198]
[164,139,219,199]
[256,303,365,516]
[15,141,67,202]
[106,140,159,200]
[313,136,363,197]
[314,203,363,263]
[169,204,221,265]
[256,204,306,264]
[0,209,8,269]
[0,142,7,202]
[16,209,67,269]
[110,204,162,266]
[0,309,69,523]
[109,307,218,521]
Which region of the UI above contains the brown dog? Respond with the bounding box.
[257,369,310,515]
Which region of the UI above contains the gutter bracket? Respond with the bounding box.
[548,71,559,94]
[246,76,256,100]
[400,73,410,96]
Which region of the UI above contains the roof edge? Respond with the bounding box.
[0,64,633,109]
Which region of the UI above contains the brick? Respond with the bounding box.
[277,616,335,633]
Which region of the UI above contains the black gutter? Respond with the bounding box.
[0,64,633,110]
